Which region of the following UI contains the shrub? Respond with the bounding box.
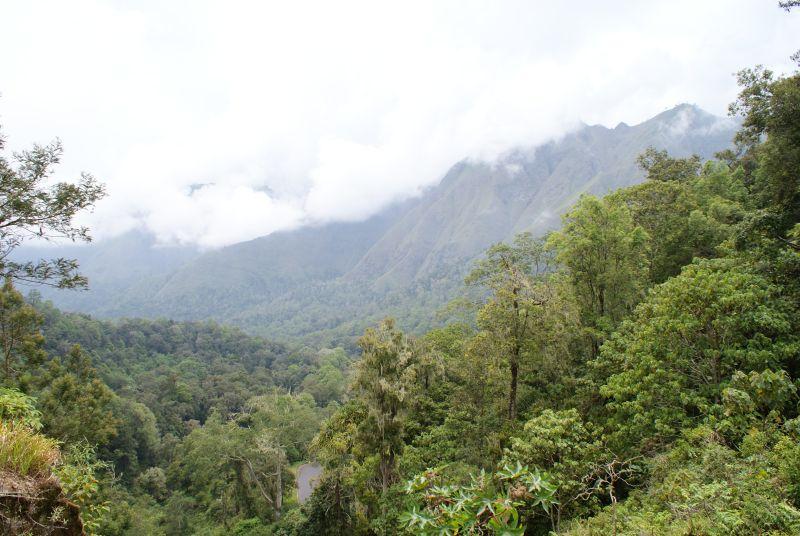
[0,421,59,476]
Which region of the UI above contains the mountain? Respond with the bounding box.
[348,104,737,288]
[19,104,739,344]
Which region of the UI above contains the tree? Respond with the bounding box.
[611,162,747,283]
[306,401,368,535]
[598,258,798,452]
[352,319,416,495]
[36,345,119,447]
[503,409,602,532]
[562,427,800,535]
[729,66,800,237]
[399,462,556,535]
[0,128,105,288]
[0,278,45,383]
[167,411,287,525]
[135,466,168,501]
[0,386,42,428]
[546,195,649,358]
[636,146,701,182]
[245,390,322,463]
[107,397,161,480]
[466,233,556,420]
[300,349,349,406]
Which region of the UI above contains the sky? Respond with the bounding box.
[1,1,798,249]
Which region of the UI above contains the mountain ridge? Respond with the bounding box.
[18,104,740,343]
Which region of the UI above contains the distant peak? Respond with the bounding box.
[653,102,714,121]
[641,102,735,138]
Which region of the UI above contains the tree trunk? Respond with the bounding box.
[274,465,282,521]
[3,342,11,380]
[509,288,521,421]
[509,349,519,420]
[590,337,599,360]
[381,450,395,494]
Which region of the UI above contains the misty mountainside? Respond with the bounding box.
[22,103,738,344]
[347,103,737,288]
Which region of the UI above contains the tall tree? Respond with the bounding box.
[466,233,554,420]
[611,161,748,283]
[306,401,367,535]
[352,318,416,494]
[503,409,602,532]
[729,65,800,237]
[547,195,649,358]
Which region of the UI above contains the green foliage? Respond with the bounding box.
[305,402,366,535]
[135,466,168,501]
[399,463,556,535]
[232,517,272,535]
[0,278,46,384]
[36,300,291,439]
[353,318,417,494]
[547,195,649,356]
[0,420,59,476]
[55,442,112,534]
[563,428,800,535]
[611,162,747,283]
[0,126,105,288]
[299,348,349,406]
[466,234,572,421]
[503,409,603,530]
[295,475,355,536]
[96,486,167,535]
[167,410,288,525]
[772,433,800,507]
[108,396,160,480]
[730,65,800,240]
[636,146,701,182]
[598,258,798,452]
[0,293,346,534]
[245,390,322,463]
[37,344,119,446]
[0,386,42,428]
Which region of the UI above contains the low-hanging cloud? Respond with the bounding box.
[1,0,797,248]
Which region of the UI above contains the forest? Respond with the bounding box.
[1,11,800,536]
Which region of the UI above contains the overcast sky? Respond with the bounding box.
[1,1,797,248]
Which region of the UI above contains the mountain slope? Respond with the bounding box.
[147,202,411,319]
[22,104,739,342]
[349,104,737,288]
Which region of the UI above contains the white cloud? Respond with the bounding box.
[0,0,797,248]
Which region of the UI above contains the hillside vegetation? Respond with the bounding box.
[289,63,800,536]
[1,31,798,536]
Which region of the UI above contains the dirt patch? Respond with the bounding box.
[0,471,83,535]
